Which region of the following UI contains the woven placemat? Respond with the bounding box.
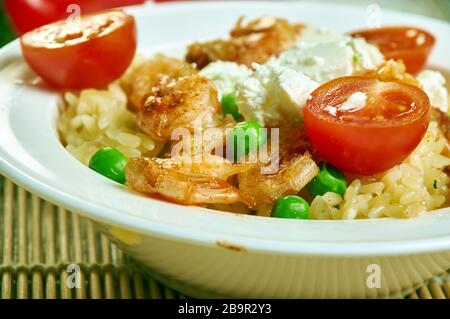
[0,175,186,299]
[0,174,449,299]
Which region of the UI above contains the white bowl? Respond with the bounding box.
[1,1,450,298]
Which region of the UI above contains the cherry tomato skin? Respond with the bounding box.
[5,0,145,34]
[351,27,435,74]
[303,76,430,175]
[20,10,136,89]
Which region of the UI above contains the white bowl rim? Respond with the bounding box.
[1,1,450,257]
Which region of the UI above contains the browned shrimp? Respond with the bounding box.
[359,59,420,87]
[121,54,196,112]
[137,74,221,141]
[238,128,319,214]
[186,16,303,69]
[126,156,255,207]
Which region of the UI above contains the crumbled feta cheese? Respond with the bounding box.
[280,40,354,83]
[349,38,385,72]
[236,77,267,124]
[417,70,449,113]
[278,68,320,119]
[340,92,367,112]
[297,25,348,47]
[279,37,384,83]
[237,59,319,125]
[200,61,252,100]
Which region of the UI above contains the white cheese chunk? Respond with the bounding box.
[280,40,354,83]
[297,25,348,47]
[200,61,252,100]
[237,59,319,125]
[279,37,384,83]
[278,68,320,119]
[350,38,385,72]
[236,77,267,124]
[417,70,449,113]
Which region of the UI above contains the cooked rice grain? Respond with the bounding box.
[58,83,163,165]
[311,121,450,219]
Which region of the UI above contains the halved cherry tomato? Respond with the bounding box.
[20,9,136,89]
[5,0,145,34]
[303,76,430,175]
[350,26,435,74]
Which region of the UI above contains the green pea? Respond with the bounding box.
[221,92,240,120]
[307,162,347,197]
[227,121,267,161]
[271,195,310,219]
[88,147,128,184]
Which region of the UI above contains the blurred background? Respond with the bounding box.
[1,0,449,47]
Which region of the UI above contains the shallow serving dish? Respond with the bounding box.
[1,1,450,298]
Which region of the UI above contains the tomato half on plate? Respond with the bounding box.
[5,0,145,34]
[303,76,430,175]
[351,27,435,74]
[20,9,136,89]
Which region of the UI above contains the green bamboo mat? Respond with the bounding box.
[0,175,186,299]
[1,174,450,299]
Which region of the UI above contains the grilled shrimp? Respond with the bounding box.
[238,128,319,210]
[186,16,302,69]
[137,74,222,141]
[126,156,255,207]
[360,60,420,87]
[121,54,196,112]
